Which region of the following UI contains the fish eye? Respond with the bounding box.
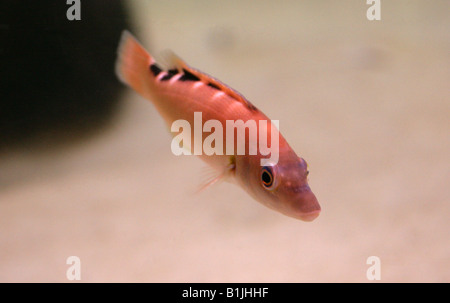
[299,157,309,177]
[261,166,275,189]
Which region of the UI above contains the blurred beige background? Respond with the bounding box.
[0,0,449,282]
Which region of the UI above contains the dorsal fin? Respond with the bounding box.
[162,51,258,111]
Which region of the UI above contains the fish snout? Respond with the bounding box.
[290,187,321,221]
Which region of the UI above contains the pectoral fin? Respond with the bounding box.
[196,159,236,194]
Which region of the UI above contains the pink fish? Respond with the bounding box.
[115,31,321,221]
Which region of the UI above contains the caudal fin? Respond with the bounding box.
[115,30,155,98]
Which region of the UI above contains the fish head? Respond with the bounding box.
[242,153,321,221]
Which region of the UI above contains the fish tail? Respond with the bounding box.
[115,30,156,99]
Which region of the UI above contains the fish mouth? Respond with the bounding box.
[298,209,320,222]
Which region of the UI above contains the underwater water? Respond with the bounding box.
[0,0,449,282]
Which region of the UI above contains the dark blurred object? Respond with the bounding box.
[0,0,132,150]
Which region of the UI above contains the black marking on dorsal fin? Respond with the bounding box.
[160,74,172,81]
[179,69,201,82]
[245,100,258,111]
[160,68,179,81]
[207,82,221,90]
[167,68,179,75]
[150,64,162,77]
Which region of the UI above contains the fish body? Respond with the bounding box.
[115,31,321,221]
